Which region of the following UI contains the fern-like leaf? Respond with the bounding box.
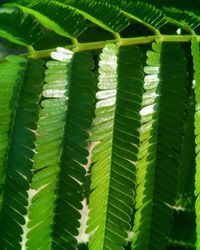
[168,208,196,249]
[177,90,196,197]
[191,37,200,250]
[0,56,25,211]
[98,0,166,33]
[5,0,167,42]
[7,0,130,38]
[26,48,95,249]
[169,89,196,248]
[54,0,129,35]
[0,7,44,46]
[164,7,200,31]
[132,42,188,250]
[0,56,44,249]
[6,0,86,39]
[87,44,144,250]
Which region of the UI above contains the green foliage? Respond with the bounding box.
[5,1,86,39]
[132,41,188,249]
[0,7,44,47]
[192,37,200,250]
[61,0,130,33]
[87,44,143,250]
[0,0,199,250]
[26,48,95,249]
[0,56,44,248]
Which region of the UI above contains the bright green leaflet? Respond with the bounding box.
[0,56,44,249]
[192,37,200,250]
[26,48,95,250]
[87,43,144,250]
[0,0,199,249]
[132,41,188,250]
[0,8,44,47]
[57,0,130,35]
[5,0,86,39]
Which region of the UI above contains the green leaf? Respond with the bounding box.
[5,0,86,39]
[56,0,130,34]
[132,42,188,250]
[0,55,24,209]
[168,207,196,249]
[26,48,96,249]
[87,44,144,250]
[164,7,200,31]
[4,0,167,42]
[191,37,200,250]
[0,56,44,248]
[97,0,166,33]
[0,7,44,46]
[177,90,196,197]
[169,89,196,249]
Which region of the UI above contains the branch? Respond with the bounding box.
[20,34,195,59]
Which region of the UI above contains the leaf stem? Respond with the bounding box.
[22,34,195,59]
